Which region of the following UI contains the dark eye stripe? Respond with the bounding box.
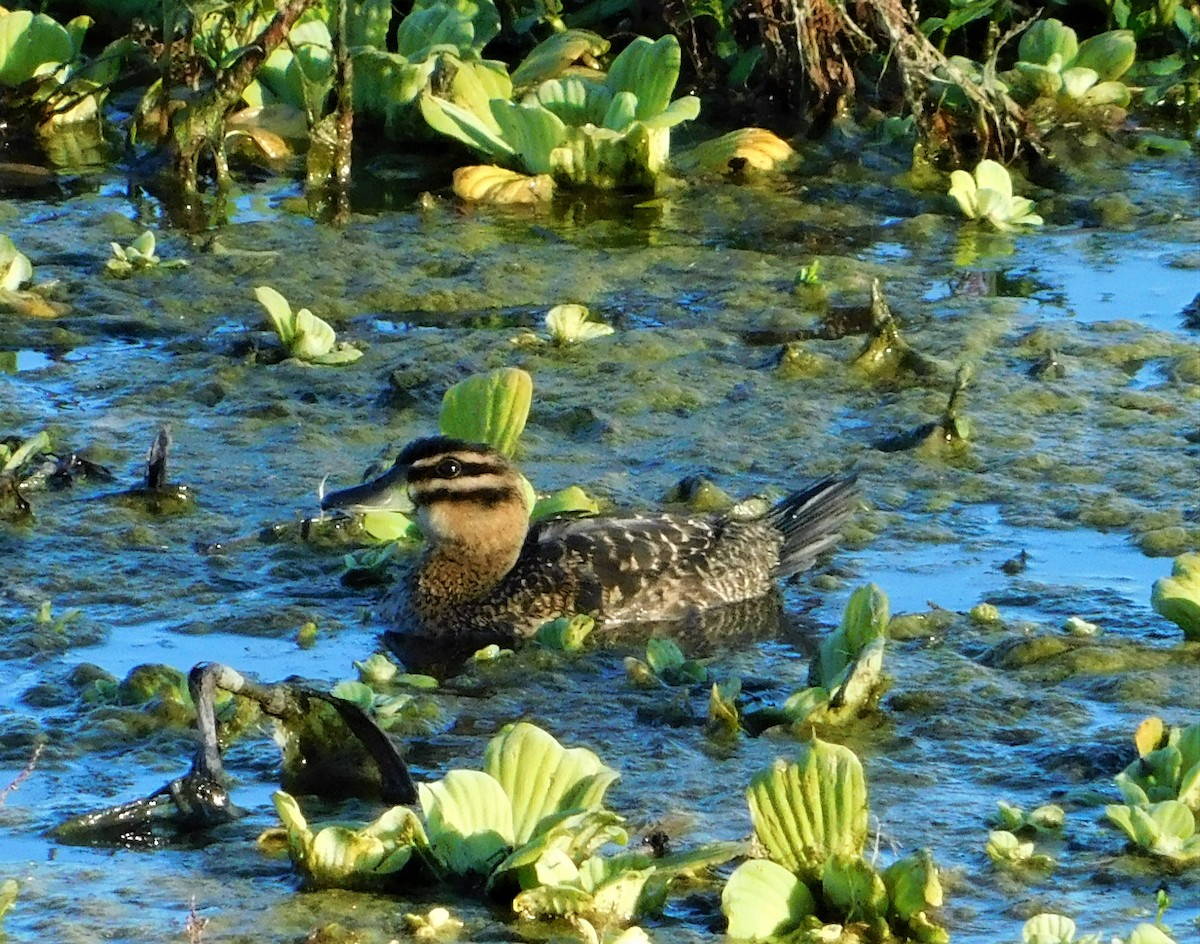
[416,486,520,508]
[408,461,506,483]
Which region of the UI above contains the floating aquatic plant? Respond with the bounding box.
[403,906,463,940]
[271,792,422,889]
[420,34,700,189]
[0,430,50,476]
[673,127,795,175]
[794,259,822,287]
[1104,800,1200,864]
[1151,553,1200,640]
[0,9,124,143]
[722,738,946,941]
[439,366,532,457]
[534,614,596,652]
[991,800,1065,834]
[1005,20,1137,109]
[1114,717,1200,810]
[948,160,1044,231]
[546,303,615,345]
[0,877,15,922]
[754,584,890,731]
[106,230,188,278]
[625,638,708,687]
[453,164,555,204]
[1021,912,1179,944]
[254,285,362,365]
[0,236,32,291]
[986,830,1056,872]
[268,721,734,918]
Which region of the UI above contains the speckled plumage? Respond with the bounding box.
[323,436,858,641]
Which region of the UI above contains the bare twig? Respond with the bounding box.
[0,742,44,807]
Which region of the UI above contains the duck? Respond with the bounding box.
[321,436,859,642]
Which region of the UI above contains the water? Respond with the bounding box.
[1,151,1198,943]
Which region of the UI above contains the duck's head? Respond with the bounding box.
[322,436,532,552]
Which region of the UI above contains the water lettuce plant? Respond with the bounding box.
[765,584,890,730]
[420,34,700,189]
[0,236,32,291]
[452,164,555,204]
[991,800,1065,834]
[673,128,796,175]
[253,285,362,365]
[1151,553,1200,640]
[351,0,506,138]
[106,230,188,278]
[1004,20,1137,109]
[1021,912,1178,944]
[625,638,708,686]
[1114,717,1200,811]
[1105,717,1200,863]
[0,9,123,134]
[439,366,531,456]
[949,160,1044,231]
[986,830,1056,872]
[534,613,597,652]
[269,721,736,919]
[545,303,616,345]
[721,738,946,942]
[1104,800,1200,864]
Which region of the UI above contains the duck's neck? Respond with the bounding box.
[414,502,529,610]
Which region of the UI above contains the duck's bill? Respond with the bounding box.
[320,465,415,514]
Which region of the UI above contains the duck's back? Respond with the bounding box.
[385,474,857,639]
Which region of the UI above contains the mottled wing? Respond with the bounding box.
[527,514,727,620]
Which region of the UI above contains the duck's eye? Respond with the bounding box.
[434,457,462,479]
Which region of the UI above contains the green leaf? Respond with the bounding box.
[1,430,50,474]
[882,849,943,920]
[0,238,32,291]
[1073,30,1136,82]
[1019,19,1079,68]
[812,583,889,688]
[1023,913,1078,944]
[129,230,156,260]
[721,858,816,940]
[1151,553,1200,640]
[491,809,628,887]
[531,485,599,522]
[272,791,424,888]
[531,76,609,126]
[1060,66,1100,99]
[646,638,685,675]
[490,99,568,174]
[512,852,656,921]
[535,614,597,651]
[605,35,681,120]
[438,367,532,456]
[0,11,74,86]
[346,0,392,48]
[396,0,500,59]
[420,769,514,876]
[545,303,615,344]
[821,855,888,921]
[419,90,514,159]
[255,285,295,345]
[511,29,610,89]
[483,721,618,845]
[746,738,869,883]
[291,307,337,359]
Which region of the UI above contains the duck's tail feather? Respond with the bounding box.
[767,473,860,578]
